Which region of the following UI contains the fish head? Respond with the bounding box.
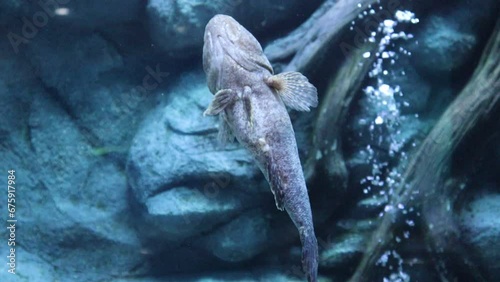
[203,14,273,93]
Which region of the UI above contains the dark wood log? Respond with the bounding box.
[304,43,377,185]
[265,0,379,72]
[265,0,382,184]
[422,178,488,282]
[348,20,500,282]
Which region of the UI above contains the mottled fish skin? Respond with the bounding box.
[203,14,319,282]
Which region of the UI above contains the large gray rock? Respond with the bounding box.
[0,38,57,282]
[25,29,122,92]
[459,193,500,280]
[409,16,476,75]
[127,73,262,204]
[24,29,156,150]
[23,92,145,281]
[146,0,321,57]
[0,35,146,279]
[126,73,312,263]
[0,247,57,282]
[127,73,270,245]
[142,186,256,241]
[0,40,38,142]
[409,0,498,76]
[198,209,271,262]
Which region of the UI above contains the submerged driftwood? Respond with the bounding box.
[265,0,378,72]
[422,178,488,282]
[348,21,500,282]
[304,43,377,185]
[266,0,381,185]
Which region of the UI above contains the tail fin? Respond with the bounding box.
[300,228,318,282]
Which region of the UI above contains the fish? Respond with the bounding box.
[202,14,319,282]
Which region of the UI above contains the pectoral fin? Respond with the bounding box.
[266,72,318,112]
[204,89,235,116]
[266,149,285,211]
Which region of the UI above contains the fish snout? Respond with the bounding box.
[205,14,242,44]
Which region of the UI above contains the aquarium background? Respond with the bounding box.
[0,0,499,281]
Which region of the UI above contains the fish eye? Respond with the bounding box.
[224,22,241,42]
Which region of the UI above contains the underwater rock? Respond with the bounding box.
[0,40,39,142]
[127,73,262,204]
[52,0,143,28]
[459,193,500,280]
[0,247,57,281]
[25,30,122,92]
[26,93,144,281]
[127,73,309,263]
[1,38,141,280]
[319,196,383,269]
[320,232,367,268]
[146,0,319,57]
[141,186,253,242]
[409,16,476,75]
[127,73,271,246]
[0,39,57,280]
[199,209,271,262]
[23,29,155,150]
[2,0,142,29]
[409,0,498,77]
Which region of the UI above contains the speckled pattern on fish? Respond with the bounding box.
[202,14,319,282]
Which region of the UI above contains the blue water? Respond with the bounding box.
[0,1,498,281]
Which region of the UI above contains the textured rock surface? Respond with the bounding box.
[199,209,271,262]
[26,92,144,281]
[0,36,146,280]
[142,186,249,241]
[23,29,156,151]
[127,74,262,204]
[126,73,301,263]
[409,0,498,76]
[126,73,314,264]
[0,247,57,281]
[146,0,321,56]
[409,16,476,74]
[25,30,123,92]
[459,193,500,280]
